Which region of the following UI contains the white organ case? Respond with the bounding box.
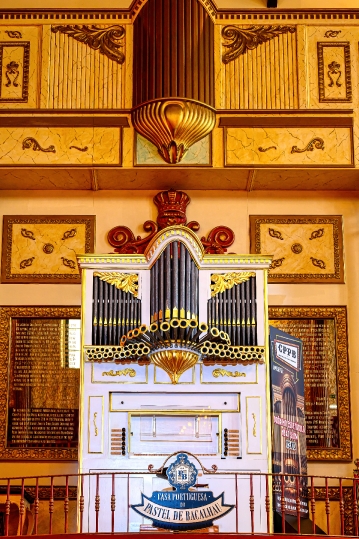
[77,223,272,533]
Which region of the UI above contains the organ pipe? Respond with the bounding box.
[207,274,257,346]
[92,275,142,346]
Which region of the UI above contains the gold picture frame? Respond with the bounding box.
[1,215,95,284]
[250,215,344,283]
[0,306,80,460]
[269,306,351,461]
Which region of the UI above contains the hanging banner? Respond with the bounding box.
[269,326,308,517]
[131,453,234,530]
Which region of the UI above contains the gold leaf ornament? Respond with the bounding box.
[94,272,139,297]
[221,24,296,63]
[51,24,125,64]
[211,272,255,297]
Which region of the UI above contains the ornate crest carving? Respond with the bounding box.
[107,189,235,255]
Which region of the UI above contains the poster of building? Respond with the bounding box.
[269,326,308,518]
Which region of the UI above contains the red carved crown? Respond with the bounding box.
[153,189,190,228]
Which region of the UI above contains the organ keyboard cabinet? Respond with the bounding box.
[77,223,272,533]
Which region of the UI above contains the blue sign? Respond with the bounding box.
[131,453,234,531]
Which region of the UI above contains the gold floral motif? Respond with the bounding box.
[51,24,125,64]
[310,256,326,269]
[210,271,255,297]
[20,256,35,269]
[21,228,35,240]
[310,228,325,240]
[268,228,283,240]
[269,257,285,270]
[102,368,136,377]
[212,368,246,378]
[221,24,296,63]
[61,257,76,270]
[62,228,77,240]
[328,60,342,87]
[4,30,22,39]
[291,137,325,154]
[93,412,98,437]
[94,272,139,297]
[5,61,19,87]
[324,30,341,38]
[252,413,257,437]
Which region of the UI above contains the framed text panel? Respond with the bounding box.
[269,306,351,461]
[0,306,80,460]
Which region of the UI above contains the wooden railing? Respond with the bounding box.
[0,470,358,536]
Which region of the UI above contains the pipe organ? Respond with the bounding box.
[78,190,272,533]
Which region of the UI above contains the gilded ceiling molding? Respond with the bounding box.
[51,25,125,65]
[132,99,215,165]
[221,24,296,64]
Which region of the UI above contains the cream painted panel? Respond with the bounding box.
[0,127,120,165]
[307,26,359,110]
[0,26,40,108]
[225,127,353,166]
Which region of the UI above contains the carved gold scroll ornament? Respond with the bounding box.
[291,137,325,154]
[211,271,255,297]
[102,368,136,377]
[51,25,125,64]
[221,24,296,63]
[212,368,246,378]
[94,272,139,297]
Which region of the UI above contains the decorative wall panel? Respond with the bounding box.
[0,128,121,165]
[249,215,344,284]
[0,42,29,102]
[1,215,95,284]
[317,42,352,102]
[217,26,299,110]
[0,26,40,108]
[225,127,353,167]
[43,25,128,109]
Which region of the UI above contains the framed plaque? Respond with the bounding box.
[0,306,81,460]
[269,306,351,461]
[249,215,344,283]
[1,215,95,284]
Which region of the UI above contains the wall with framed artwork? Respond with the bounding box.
[0,189,358,482]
